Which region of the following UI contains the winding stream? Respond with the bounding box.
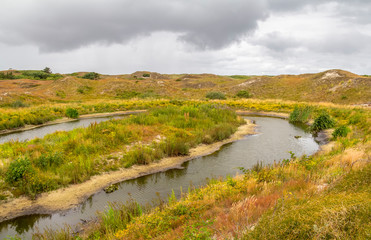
[0,116,319,239]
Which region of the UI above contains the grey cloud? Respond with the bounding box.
[0,0,268,52]
[251,32,300,52]
[309,31,371,54]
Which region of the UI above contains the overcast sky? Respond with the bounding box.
[1,0,370,75]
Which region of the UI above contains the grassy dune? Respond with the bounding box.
[0,69,370,107]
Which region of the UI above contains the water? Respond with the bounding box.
[0,115,128,144]
[0,117,319,239]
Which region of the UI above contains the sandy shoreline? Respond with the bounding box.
[0,110,147,136]
[0,119,256,222]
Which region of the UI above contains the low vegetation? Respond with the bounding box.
[205,92,226,100]
[81,72,100,80]
[235,90,251,99]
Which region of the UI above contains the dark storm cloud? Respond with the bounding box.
[0,0,268,52]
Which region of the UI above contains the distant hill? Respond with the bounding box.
[0,69,370,106]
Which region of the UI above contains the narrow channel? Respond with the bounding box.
[0,115,128,144]
[0,117,319,239]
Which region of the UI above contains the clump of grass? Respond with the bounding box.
[81,72,99,80]
[235,90,251,98]
[65,108,79,118]
[332,125,351,139]
[206,92,226,100]
[289,106,312,123]
[311,112,336,132]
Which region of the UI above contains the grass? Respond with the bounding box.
[0,104,243,198]
[27,102,371,240]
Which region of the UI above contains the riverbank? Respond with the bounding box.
[0,110,147,136]
[0,119,256,222]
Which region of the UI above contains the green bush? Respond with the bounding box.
[5,157,34,184]
[43,67,52,74]
[17,70,62,80]
[65,108,79,119]
[311,112,335,132]
[235,90,251,98]
[0,71,16,80]
[332,125,351,139]
[289,106,312,123]
[82,72,100,80]
[205,92,226,100]
[142,73,150,77]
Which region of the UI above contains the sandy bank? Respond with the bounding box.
[0,119,256,222]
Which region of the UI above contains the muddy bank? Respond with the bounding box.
[0,110,147,136]
[0,119,256,222]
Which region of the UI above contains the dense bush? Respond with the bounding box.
[235,90,251,98]
[311,112,335,132]
[82,72,100,80]
[18,70,62,80]
[332,125,351,139]
[5,157,34,184]
[0,71,16,80]
[206,92,226,100]
[65,108,79,118]
[142,73,150,77]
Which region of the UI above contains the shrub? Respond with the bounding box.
[205,92,226,100]
[43,67,52,74]
[5,157,34,184]
[289,106,312,123]
[0,71,16,80]
[311,112,335,132]
[65,108,79,119]
[82,72,100,80]
[142,73,150,77]
[332,125,351,139]
[235,90,251,98]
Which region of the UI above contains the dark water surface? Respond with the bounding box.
[0,117,319,239]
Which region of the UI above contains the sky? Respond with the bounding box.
[0,0,370,75]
